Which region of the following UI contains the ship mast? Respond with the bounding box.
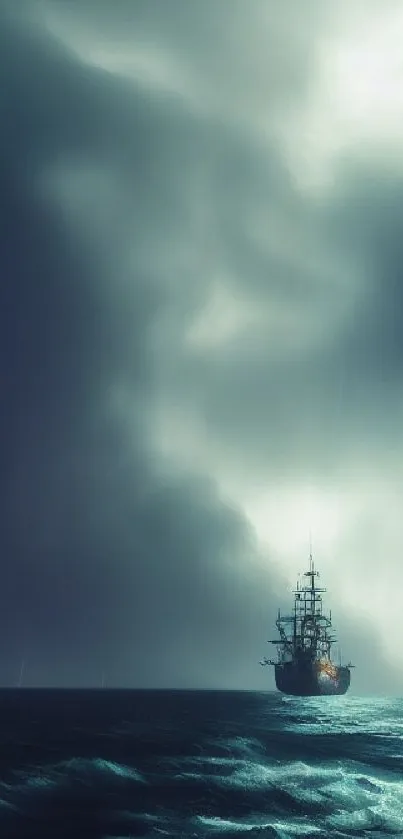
[260,545,354,681]
[261,549,338,666]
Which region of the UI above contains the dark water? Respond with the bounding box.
[0,690,402,838]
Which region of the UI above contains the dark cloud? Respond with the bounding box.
[152,149,403,486]
[0,3,282,689]
[0,2,399,694]
[324,161,403,379]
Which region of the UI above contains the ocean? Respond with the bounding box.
[0,689,402,838]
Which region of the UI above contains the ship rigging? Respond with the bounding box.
[261,552,353,696]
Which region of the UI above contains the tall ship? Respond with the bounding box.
[260,553,353,696]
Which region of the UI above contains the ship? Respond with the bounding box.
[260,552,353,696]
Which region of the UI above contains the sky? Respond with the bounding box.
[1,0,403,692]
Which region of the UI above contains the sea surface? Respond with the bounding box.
[0,689,402,838]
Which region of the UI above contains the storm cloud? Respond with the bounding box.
[0,1,401,693]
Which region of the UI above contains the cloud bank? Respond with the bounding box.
[0,1,402,693]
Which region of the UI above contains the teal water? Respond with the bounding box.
[0,689,401,837]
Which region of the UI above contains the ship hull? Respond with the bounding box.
[275,660,350,696]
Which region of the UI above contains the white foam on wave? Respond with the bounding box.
[59,756,146,783]
[185,756,403,836]
[92,758,146,781]
[224,736,264,756]
[11,755,146,799]
[279,696,403,737]
[326,772,403,834]
[178,756,344,792]
[196,816,253,833]
[200,735,264,760]
[196,814,320,836]
[220,757,342,793]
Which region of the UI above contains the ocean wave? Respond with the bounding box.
[153,752,403,836]
[1,756,402,838]
[11,755,145,788]
[0,691,402,837]
[196,814,321,836]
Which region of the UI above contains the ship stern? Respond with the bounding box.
[275,660,350,696]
